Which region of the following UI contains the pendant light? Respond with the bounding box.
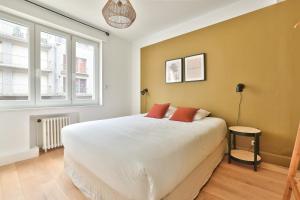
[102,0,136,29]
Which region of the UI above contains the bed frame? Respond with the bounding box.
[64,139,227,200]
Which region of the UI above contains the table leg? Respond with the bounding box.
[233,134,236,149]
[257,135,260,155]
[254,134,259,171]
[228,133,231,163]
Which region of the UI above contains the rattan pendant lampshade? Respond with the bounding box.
[102,0,136,29]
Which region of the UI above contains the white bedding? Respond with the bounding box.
[62,115,227,200]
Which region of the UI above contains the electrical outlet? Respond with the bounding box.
[251,140,255,146]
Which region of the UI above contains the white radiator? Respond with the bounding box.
[42,116,70,152]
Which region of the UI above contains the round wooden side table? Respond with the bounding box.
[228,126,262,171]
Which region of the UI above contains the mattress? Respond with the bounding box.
[62,115,227,200]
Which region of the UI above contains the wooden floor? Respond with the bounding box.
[0,148,291,200]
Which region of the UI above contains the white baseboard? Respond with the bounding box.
[0,147,39,166]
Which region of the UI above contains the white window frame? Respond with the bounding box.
[35,25,72,106]
[0,12,35,109]
[72,36,99,105]
[0,11,102,110]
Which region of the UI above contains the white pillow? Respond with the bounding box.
[194,109,211,121]
[164,106,176,118]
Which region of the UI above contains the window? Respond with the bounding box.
[72,37,99,104]
[74,41,94,100]
[0,17,31,101]
[76,78,87,94]
[36,26,71,104]
[0,12,101,109]
[76,57,87,74]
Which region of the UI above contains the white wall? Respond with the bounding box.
[129,0,280,114]
[0,1,132,165]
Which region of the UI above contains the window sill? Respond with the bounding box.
[0,103,104,112]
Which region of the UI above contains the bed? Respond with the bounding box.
[62,114,227,200]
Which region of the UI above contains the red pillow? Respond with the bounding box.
[145,103,170,119]
[170,107,199,122]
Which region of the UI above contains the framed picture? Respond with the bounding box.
[184,53,206,82]
[165,58,183,83]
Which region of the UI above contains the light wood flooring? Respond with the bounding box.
[0,148,292,200]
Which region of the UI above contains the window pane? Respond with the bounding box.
[40,32,67,100]
[0,19,29,100]
[75,42,95,100]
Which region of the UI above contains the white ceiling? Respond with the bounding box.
[32,0,240,41]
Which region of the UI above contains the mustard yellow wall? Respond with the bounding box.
[141,0,300,166]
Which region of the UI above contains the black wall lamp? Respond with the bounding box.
[236,83,245,93]
[236,83,245,125]
[141,88,148,95]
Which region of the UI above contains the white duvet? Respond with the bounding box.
[62,115,227,200]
